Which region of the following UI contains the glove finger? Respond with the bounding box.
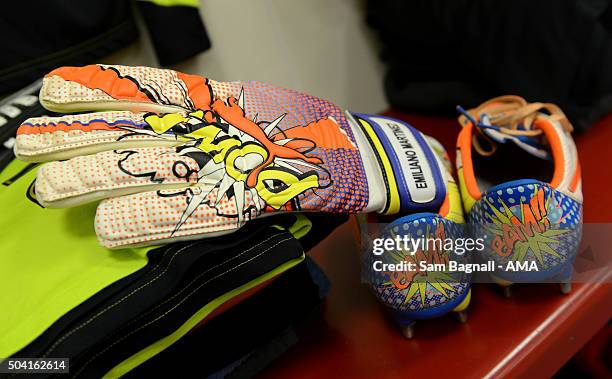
[41,64,212,113]
[95,185,265,248]
[34,147,219,208]
[15,111,188,162]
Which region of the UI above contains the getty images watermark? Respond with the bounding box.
[360,222,612,284]
[369,235,499,274]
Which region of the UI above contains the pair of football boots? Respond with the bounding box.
[360,96,583,338]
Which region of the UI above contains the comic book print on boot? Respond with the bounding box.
[15,65,369,247]
[470,180,582,283]
[364,215,471,319]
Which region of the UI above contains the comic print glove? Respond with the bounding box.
[15,64,448,248]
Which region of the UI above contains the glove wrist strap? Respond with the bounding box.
[347,112,446,215]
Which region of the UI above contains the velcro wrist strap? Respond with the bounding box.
[350,113,446,214]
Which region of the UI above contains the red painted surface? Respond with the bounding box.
[261,112,612,378]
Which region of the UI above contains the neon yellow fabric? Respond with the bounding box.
[104,254,305,378]
[445,181,466,224]
[142,0,199,7]
[288,214,313,239]
[0,160,151,358]
[271,213,313,239]
[457,167,477,212]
